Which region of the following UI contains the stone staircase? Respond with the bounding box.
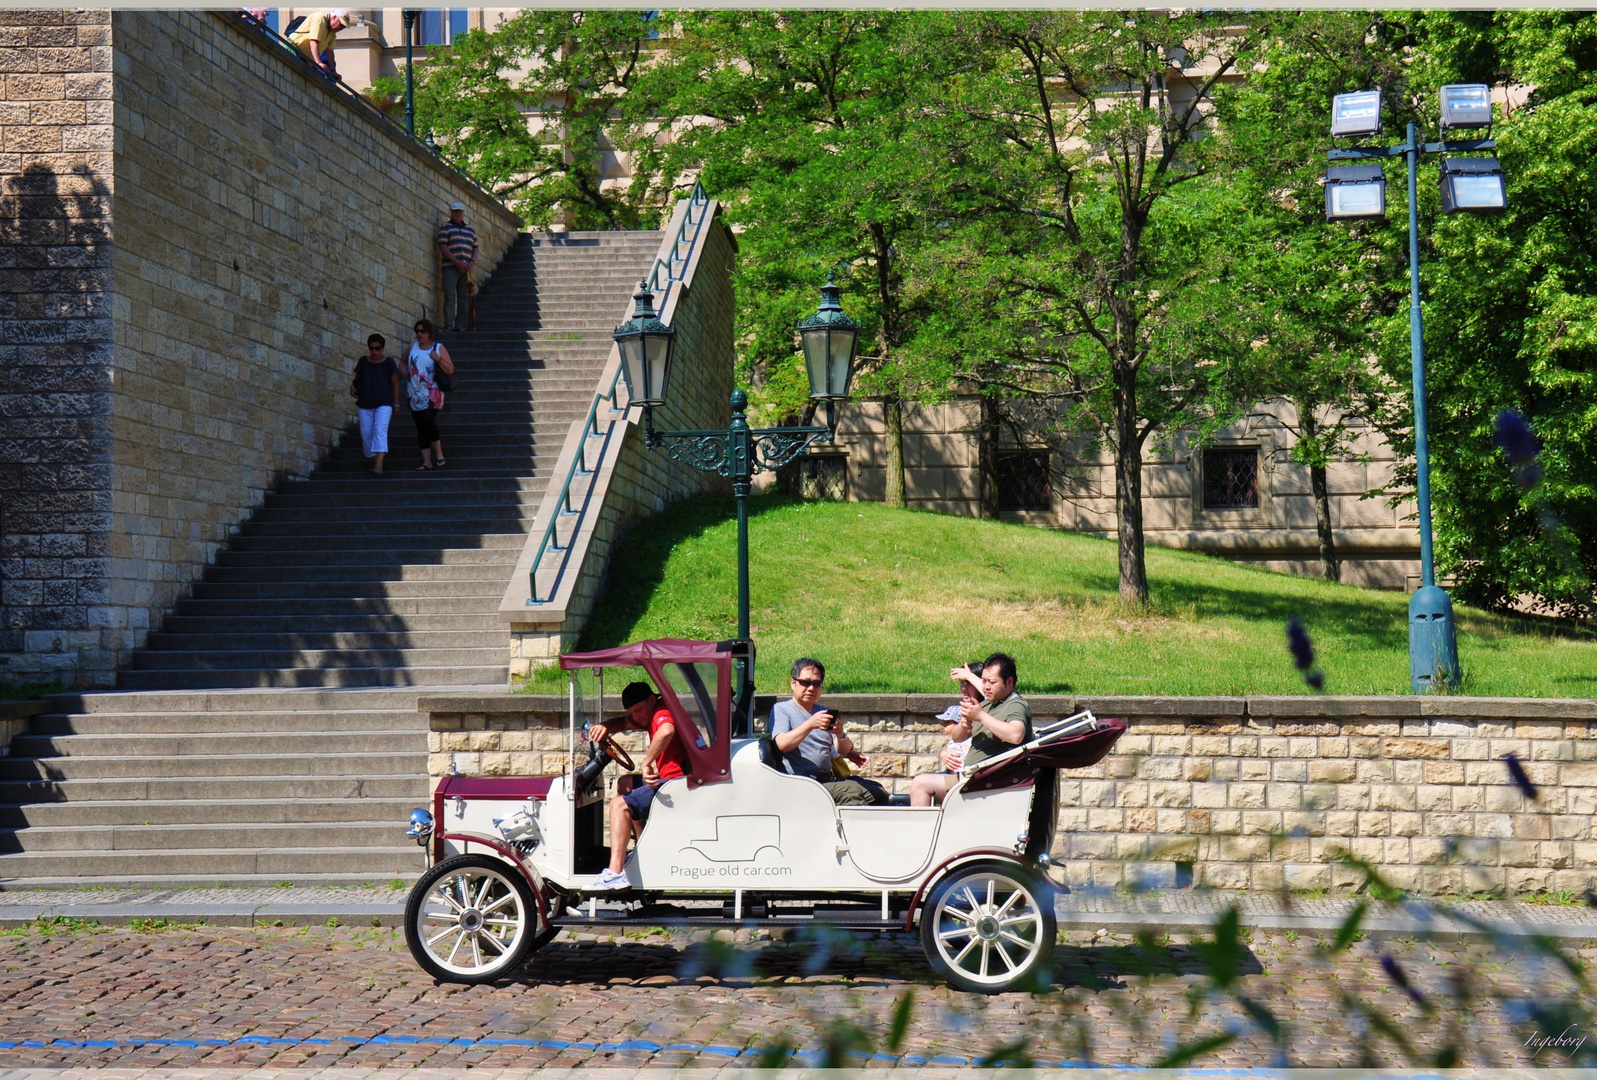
[120,230,663,691]
[0,231,665,888]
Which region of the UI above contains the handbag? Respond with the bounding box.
[431,344,454,392]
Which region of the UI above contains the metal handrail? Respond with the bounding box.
[527,179,712,605]
[225,11,505,209]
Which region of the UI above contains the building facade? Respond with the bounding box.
[789,394,1421,591]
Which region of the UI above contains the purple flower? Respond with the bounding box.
[1286,618,1314,671]
[1503,752,1539,800]
[1494,409,1538,465]
[1380,953,1426,1005]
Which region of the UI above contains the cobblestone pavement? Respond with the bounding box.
[0,918,1587,1070]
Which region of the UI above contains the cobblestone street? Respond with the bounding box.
[0,920,1582,1070]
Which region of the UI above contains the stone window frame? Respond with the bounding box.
[798,453,849,502]
[1192,437,1274,525]
[996,448,1053,513]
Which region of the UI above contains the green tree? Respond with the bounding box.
[1209,14,1412,582]
[646,12,960,506]
[931,12,1264,602]
[1388,12,1597,616]
[381,10,670,230]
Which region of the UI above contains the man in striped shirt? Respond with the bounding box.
[437,202,478,333]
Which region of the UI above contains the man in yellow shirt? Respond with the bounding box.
[288,11,357,80]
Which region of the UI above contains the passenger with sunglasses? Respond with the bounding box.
[767,657,888,806]
[403,318,453,470]
[350,332,400,475]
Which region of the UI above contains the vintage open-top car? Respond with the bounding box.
[402,638,1124,993]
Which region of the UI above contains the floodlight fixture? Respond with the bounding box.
[1439,156,1507,214]
[1439,84,1493,131]
[1325,164,1387,221]
[1331,89,1383,138]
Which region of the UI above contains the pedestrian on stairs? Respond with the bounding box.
[351,332,401,476]
[404,319,454,470]
[437,202,477,333]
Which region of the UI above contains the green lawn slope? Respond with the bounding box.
[556,494,1596,697]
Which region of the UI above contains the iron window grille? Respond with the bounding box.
[997,450,1052,512]
[799,455,848,502]
[1202,447,1260,510]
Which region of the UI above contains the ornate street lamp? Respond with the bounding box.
[402,9,418,136]
[613,281,675,407]
[622,278,860,704]
[1324,86,1507,692]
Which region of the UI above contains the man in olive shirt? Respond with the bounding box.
[911,652,1032,804]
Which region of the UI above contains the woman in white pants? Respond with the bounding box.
[351,332,401,475]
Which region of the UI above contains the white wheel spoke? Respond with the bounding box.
[993,938,1017,972]
[454,875,472,908]
[482,916,521,928]
[979,940,992,977]
[938,926,977,943]
[999,911,1036,927]
[446,929,468,965]
[422,910,459,923]
[433,889,464,914]
[473,876,492,910]
[470,933,483,968]
[993,889,1023,919]
[999,929,1036,949]
[951,935,979,965]
[959,886,982,916]
[426,924,459,948]
[985,878,996,912]
[480,930,508,955]
[480,892,516,916]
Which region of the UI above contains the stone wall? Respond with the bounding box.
[418,692,1597,897]
[0,10,115,687]
[1,11,521,687]
[500,207,736,677]
[807,394,1420,591]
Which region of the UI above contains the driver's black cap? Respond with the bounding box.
[621,681,655,709]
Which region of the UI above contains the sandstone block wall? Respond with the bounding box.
[817,394,1420,590]
[0,10,115,686]
[420,693,1597,897]
[2,11,521,687]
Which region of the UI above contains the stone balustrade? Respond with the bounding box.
[418,692,1597,897]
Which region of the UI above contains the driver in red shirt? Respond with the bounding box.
[587,681,691,891]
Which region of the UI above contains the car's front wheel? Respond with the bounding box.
[920,859,1056,994]
[405,855,542,983]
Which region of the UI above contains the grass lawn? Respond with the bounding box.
[540,494,1597,697]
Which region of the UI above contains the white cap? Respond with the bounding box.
[450,201,465,211]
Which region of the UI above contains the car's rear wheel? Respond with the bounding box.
[920,859,1056,994]
[405,855,541,983]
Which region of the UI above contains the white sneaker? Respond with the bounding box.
[592,868,631,891]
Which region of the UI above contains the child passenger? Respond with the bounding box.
[909,660,984,807]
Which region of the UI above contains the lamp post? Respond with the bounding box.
[615,276,860,702]
[402,9,418,136]
[1325,86,1505,692]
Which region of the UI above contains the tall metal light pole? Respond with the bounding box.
[1326,87,1506,692]
[402,9,418,136]
[612,277,860,703]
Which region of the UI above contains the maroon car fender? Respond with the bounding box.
[436,830,550,933]
[904,848,1032,932]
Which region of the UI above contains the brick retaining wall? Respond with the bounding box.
[418,692,1597,897]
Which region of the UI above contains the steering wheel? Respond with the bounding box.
[596,733,636,772]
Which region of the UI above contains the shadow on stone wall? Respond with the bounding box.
[0,162,114,688]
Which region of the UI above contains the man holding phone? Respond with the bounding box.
[768,657,888,806]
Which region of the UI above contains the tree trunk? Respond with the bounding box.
[1310,462,1340,583]
[977,391,1001,519]
[1113,365,1149,606]
[1298,405,1339,582]
[883,394,905,509]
